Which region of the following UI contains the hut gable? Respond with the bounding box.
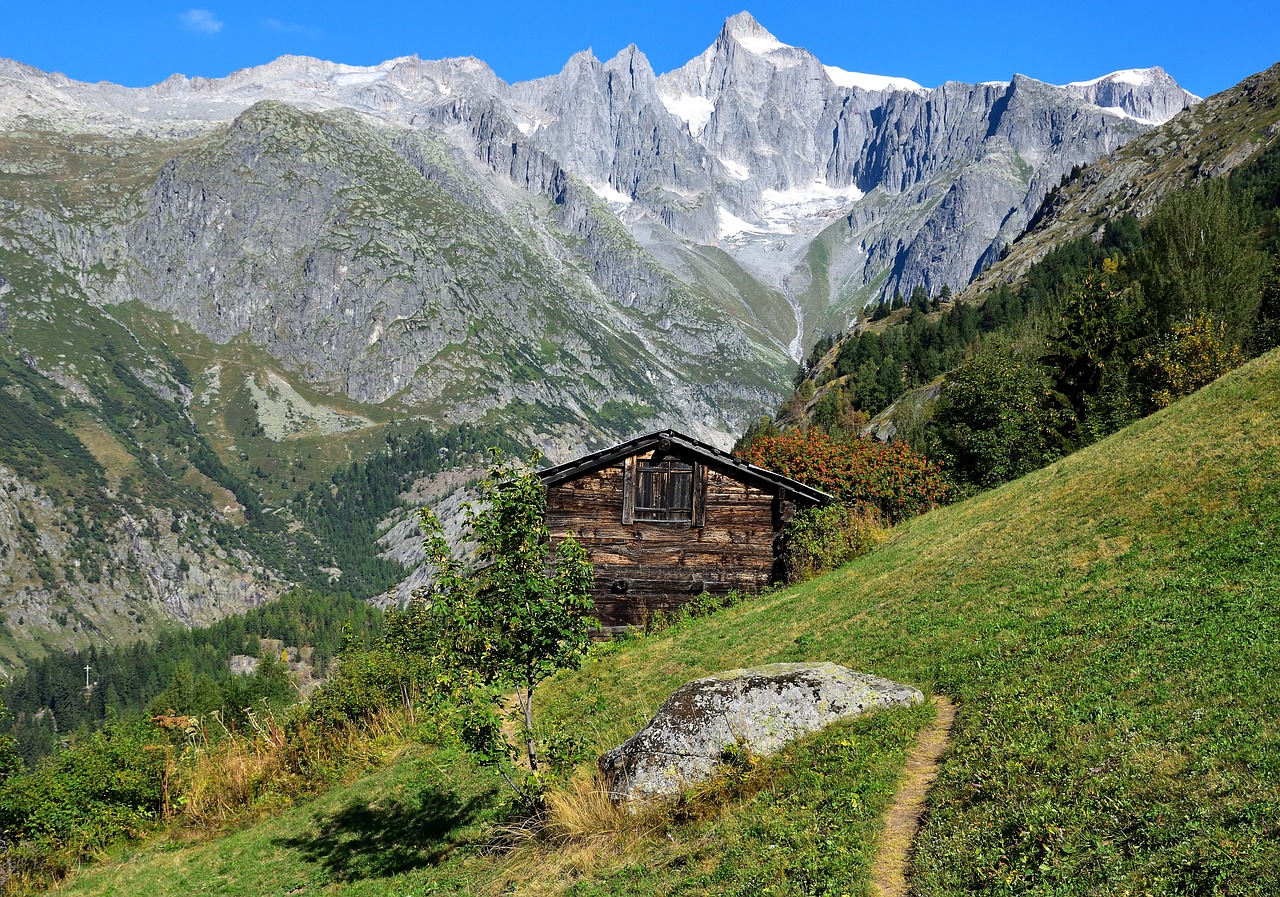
[540,430,829,630]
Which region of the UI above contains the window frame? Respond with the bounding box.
[622,454,706,526]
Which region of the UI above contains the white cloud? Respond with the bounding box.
[180,9,223,35]
[262,18,320,37]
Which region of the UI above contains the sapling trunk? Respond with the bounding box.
[519,684,539,773]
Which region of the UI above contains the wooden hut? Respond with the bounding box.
[539,429,830,630]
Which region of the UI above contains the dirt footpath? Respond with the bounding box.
[870,695,957,897]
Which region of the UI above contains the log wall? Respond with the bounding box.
[545,453,778,629]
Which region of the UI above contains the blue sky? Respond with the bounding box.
[2,2,1277,99]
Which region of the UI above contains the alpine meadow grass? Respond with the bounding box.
[51,349,1280,895]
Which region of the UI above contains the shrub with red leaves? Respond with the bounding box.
[738,430,949,522]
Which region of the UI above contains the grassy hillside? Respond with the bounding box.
[55,349,1280,895]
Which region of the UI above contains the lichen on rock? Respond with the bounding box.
[598,661,923,803]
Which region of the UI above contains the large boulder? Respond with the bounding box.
[599,662,923,803]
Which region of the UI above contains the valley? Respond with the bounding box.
[1,9,1279,894]
[0,14,1208,662]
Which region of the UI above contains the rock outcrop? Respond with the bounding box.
[598,662,923,803]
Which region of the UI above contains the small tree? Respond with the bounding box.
[910,284,931,315]
[417,450,594,808]
[931,342,1074,491]
[1134,180,1267,346]
[1041,270,1145,426]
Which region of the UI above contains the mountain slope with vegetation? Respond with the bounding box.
[964,61,1280,301]
[36,344,1280,896]
[762,61,1280,465]
[0,97,780,668]
[0,20,1218,666]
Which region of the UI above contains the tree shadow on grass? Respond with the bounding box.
[274,779,501,882]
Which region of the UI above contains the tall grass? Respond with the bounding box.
[170,705,413,831]
[0,705,417,895]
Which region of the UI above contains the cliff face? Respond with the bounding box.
[1060,67,1196,124]
[0,465,278,674]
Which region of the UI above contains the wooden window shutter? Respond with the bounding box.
[693,463,707,527]
[621,456,635,524]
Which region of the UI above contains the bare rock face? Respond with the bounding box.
[598,662,923,803]
[1060,67,1198,125]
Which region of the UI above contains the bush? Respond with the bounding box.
[782,504,884,583]
[0,718,170,889]
[643,588,758,635]
[1135,314,1244,411]
[737,430,949,522]
[304,648,435,728]
[0,718,168,845]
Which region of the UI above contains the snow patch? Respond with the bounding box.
[1066,68,1157,89]
[590,182,633,206]
[515,115,549,135]
[824,66,924,93]
[722,159,750,180]
[760,181,864,232]
[1095,105,1154,125]
[717,180,866,241]
[660,93,715,136]
[734,32,790,54]
[332,71,387,86]
[718,206,769,239]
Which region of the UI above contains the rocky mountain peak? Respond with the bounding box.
[1062,66,1199,124]
[562,48,602,73]
[603,44,656,83]
[657,10,821,102]
[720,11,790,53]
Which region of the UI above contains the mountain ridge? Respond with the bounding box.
[962,60,1280,303]
[0,14,1197,330]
